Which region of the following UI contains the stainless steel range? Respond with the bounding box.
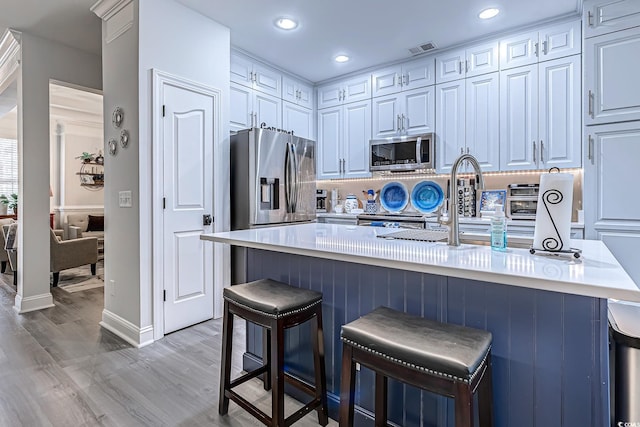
[356,212,428,229]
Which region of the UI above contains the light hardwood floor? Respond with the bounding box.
[0,273,337,427]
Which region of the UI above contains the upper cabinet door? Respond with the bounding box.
[252,62,281,97]
[317,82,344,109]
[402,57,435,90]
[466,41,499,78]
[372,66,402,97]
[343,101,372,178]
[539,21,581,61]
[585,26,640,125]
[436,80,466,173]
[230,83,253,131]
[465,73,500,172]
[372,94,401,138]
[295,81,314,109]
[283,101,313,140]
[253,92,281,130]
[499,31,538,70]
[538,56,582,169]
[230,54,253,87]
[584,0,640,38]
[499,64,539,170]
[317,107,342,179]
[402,86,435,136]
[436,48,466,83]
[343,74,372,104]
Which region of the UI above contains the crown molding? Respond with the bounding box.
[90,0,133,21]
[0,29,21,93]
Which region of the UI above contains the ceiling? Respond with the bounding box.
[0,0,581,83]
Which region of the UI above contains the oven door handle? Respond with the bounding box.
[415,136,422,167]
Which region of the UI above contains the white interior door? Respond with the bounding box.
[162,82,214,334]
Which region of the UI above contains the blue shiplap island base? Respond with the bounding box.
[243,248,608,427]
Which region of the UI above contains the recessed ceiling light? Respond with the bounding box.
[334,55,350,63]
[274,17,298,30]
[478,8,500,19]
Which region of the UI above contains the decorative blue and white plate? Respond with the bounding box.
[410,180,444,213]
[380,181,409,213]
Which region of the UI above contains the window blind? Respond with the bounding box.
[0,138,18,198]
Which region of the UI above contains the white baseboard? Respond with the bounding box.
[100,309,155,348]
[13,292,54,313]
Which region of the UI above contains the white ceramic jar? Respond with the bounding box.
[344,194,359,213]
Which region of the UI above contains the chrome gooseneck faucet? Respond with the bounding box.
[437,153,485,246]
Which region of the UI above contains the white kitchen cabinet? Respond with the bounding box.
[584,121,640,232]
[371,57,435,97]
[538,55,581,168]
[465,73,500,172]
[372,86,435,138]
[500,64,539,170]
[230,52,282,97]
[436,73,499,173]
[317,100,371,179]
[584,0,640,38]
[585,26,640,125]
[283,101,313,140]
[316,74,371,109]
[500,20,581,70]
[500,55,581,171]
[283,76,313,109]
[436,80,466,172]
[435,41,499,84]
[230,82,281,132]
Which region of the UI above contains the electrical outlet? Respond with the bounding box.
[356,363,361,371]
[110,279,116,297]
[119,190,132,208]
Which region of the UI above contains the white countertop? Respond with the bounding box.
[202,223,640,302]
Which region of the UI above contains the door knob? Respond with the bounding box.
[203,214,213,226]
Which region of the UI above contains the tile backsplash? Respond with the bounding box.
[317,169,583,221]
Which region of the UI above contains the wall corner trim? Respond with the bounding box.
[13,293,55,314]
[90,0,133,21]
[100,309,155,348]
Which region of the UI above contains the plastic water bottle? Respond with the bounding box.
[491,205,507,251]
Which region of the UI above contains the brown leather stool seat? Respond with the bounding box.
[339,306,494,427]
[219,279,329,427]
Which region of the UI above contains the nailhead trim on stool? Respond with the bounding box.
[219,279,329,427]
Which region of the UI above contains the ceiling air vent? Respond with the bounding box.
[409,42,437,56]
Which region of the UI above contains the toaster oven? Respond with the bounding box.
[506,184,539,219]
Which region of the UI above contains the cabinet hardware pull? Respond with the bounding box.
[460,147,464,155]
[543,41,548,55]
[588,135,594,163]
[465,60,469,73]
[401,114,406,131]
[459,61,463,74]
[466,147,470,154]
[540,140,544,163]
[588,90,594,118]
[588,10,594,26]
[397,114,401,132]
[533,141,537,164]
[534,42,539,57]
[403,73,408,86]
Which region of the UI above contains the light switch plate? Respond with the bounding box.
[119,190,132,208]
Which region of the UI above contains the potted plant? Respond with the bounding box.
[0,193,18,216]
[76,152,95,163]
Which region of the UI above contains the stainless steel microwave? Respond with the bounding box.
[369,133,435,172]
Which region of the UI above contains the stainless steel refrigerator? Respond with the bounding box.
[230,127,316,282]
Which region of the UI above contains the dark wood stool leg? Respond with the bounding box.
[91,263,97,275]
[478,355,494,427]
[263,328,272,391]
[311,306,329,426]
[339,343,356,427]
[219,301,234,415]
[375,373,388,427]
[1,260,6,273]
[271,318,285,427]
[454,383,474,427]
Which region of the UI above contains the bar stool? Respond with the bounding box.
[219,279,329,427]
[339,306,493,427]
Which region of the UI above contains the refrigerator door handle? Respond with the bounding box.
[284,141,297,213]
[290,143,299,212]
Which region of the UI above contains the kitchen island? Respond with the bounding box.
[202,223,640,427]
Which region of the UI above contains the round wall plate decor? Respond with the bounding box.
[112,107,124,128]
[108,138,117,155]
[120,129,129,148]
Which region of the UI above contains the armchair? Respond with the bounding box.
[0,218,16,273]
[50,229,98,286]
